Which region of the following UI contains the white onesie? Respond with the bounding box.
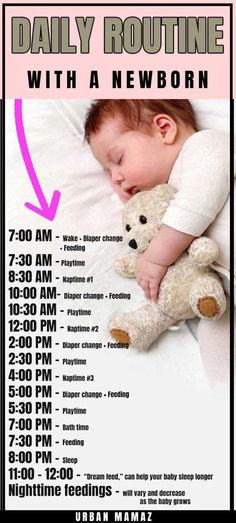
[162,129,231,293]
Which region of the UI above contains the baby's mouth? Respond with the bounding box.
[123,186,139,196]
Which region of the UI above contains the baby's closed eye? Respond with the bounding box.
[117,154,123,165]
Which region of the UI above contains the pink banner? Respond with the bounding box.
[3,4,231,99]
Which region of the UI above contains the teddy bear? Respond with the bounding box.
[109,184,227,351]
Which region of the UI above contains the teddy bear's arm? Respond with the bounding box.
[188,237,219,266]
[113,252,137,277]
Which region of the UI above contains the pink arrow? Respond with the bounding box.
[14,99,61,221]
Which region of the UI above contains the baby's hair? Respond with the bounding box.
[84,99,198,142]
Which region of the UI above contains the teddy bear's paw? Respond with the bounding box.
[109,313,149,350]
[189,237,219,266]
[197,296,220,318]
[109,314,133,347]
[189,275,226,320]
[110,328,131,345]
[113,258,128,277]
[113,254,136,278]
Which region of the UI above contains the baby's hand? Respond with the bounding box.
[135,252,168,301]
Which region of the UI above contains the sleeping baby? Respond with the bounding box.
[84,99,231,385]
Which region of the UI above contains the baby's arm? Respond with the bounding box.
[137,130,229,301]
[135,224,195,301]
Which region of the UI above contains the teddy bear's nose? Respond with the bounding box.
[129,239,138,250]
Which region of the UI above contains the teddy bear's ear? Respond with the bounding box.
[152,184,176,200]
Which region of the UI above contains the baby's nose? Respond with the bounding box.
[111,168,123,183]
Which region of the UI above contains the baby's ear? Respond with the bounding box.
[152,114,177,144]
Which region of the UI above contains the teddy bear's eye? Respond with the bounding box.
[126,224,131,232]
[139,215,147,224]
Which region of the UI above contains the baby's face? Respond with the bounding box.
[89,117,171,201]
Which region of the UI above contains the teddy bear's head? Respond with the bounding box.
[122,184,176,253]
